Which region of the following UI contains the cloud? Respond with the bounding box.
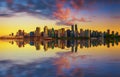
[0,0,57,18]
[0,0,119,25]
[0,4,14,17]
[54,8,71,21]
[56,17,91,26]
[53,0,92,25]
[1,0,91,25]
[70,0,85,9]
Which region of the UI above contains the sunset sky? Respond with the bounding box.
[0,0,120,36]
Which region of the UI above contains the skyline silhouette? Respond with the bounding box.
[0,24,120,39]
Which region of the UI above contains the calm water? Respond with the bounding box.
[0,38,120,77]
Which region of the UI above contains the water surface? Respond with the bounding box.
[0,39,120,77]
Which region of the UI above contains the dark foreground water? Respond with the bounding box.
[0,39,120,77]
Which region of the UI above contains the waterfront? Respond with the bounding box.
[0,0,120,77]
[0,39,120,77]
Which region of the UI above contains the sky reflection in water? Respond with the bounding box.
[0,39,120,77]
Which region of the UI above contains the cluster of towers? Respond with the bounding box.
[28,24,91,38]
[13,24,119,39]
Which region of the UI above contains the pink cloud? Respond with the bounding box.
[57,17,91,26]
[53,0,92,25]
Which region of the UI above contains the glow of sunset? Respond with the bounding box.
[0,13,120,36]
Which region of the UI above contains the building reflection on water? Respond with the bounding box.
[1,38,120,77]
[9,38,120,52]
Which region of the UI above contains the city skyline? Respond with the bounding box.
[1,24,118,40]
[0,19,120,36]
[0,1,120,77]
[0,0,120,36]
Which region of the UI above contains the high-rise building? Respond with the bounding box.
[30,31,35,36]
[115,32,119,36]
[71,25,74,31]
[75,24,78,37]
[65,31,67,37]
[67,29,71,37]
[112,31,114,35]
[107,29,110,35]
[70,31,74,37]
[75,24,78,31]
[71,25,74,37]
[103,31,107,38]
[23,30,25,36]
[44,26,48,37]
[16,30,24,36]
[11,33,14,36]
[61,28,65,37]
[48,29,52,37]
[54,30,58,38]
[58,29,62,38]
[35,27,40,37]
[102,33,105,38]
[85,29,90,38]
[80,29,84,37]
[51,28,55,38]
